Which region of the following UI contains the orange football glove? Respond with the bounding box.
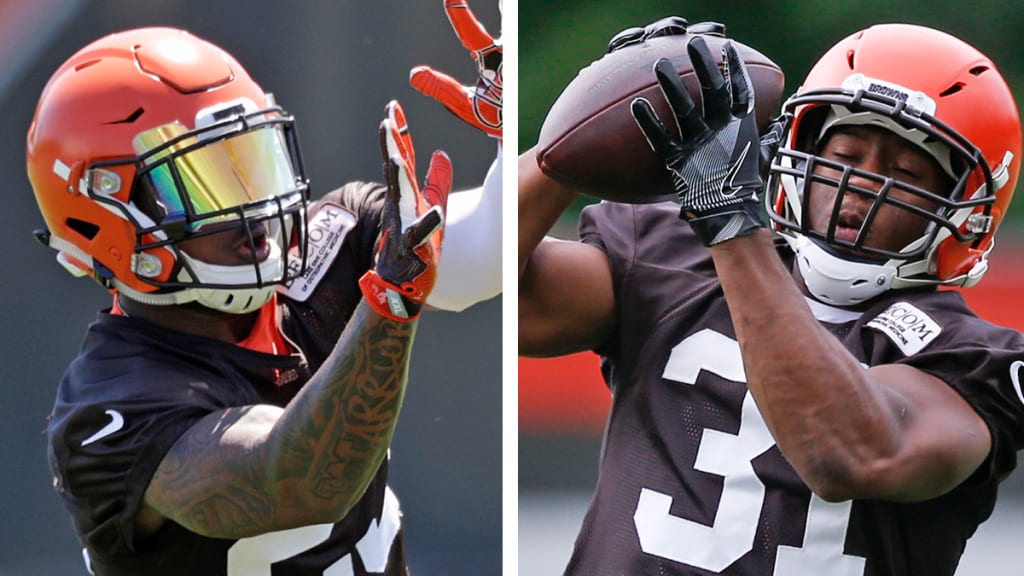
[359,101,453,321]
[410,0,502,139]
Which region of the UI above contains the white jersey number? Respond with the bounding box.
[633,329,866,575]
[227,486,401,576]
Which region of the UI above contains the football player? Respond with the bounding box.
[519,20,1024,575]
[31,16,499,576]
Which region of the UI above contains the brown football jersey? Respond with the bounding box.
[563,200,1024,576]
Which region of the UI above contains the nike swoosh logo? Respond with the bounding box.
[82,410,125,446]
[721,140,752,198]
[1011,360,1024,407]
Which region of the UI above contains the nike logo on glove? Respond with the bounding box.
[82,409,125,446]
[720,141,752,198]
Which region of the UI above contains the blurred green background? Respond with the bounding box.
[519,0,1024,228]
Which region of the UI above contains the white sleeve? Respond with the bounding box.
[426,144,503,311]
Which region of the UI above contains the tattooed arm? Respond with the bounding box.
[135,301,416,539]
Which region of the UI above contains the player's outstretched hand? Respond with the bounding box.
[607,17,725,53]
[359,100,453,321]
[410,0,502,139]
[631,37,767,246]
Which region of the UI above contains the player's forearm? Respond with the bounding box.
[266,300,414,520]
[518,147,579,277]
[710,230,904,498]
[140,304,413,539]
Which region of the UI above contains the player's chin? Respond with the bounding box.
[821,240,891,264]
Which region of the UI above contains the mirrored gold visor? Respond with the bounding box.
[132,120,299,225]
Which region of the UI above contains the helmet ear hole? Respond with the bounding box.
[66,218,100,240]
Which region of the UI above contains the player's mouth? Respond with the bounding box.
[235,223,272,262]
[824,211,885,261]
[830,210,867,245]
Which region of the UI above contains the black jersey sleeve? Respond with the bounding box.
[48,330,257,556]
[579,201,719,362]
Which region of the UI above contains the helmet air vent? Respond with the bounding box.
[939,83,964,98]
[74,59,102,72]
[107,107,145,124]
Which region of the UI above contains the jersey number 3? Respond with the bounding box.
[633,329,867,575]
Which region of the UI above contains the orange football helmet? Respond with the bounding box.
[28,27,309,313]
[766,24,1021,305]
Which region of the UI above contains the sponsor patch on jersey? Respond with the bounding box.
[866,301,942,356]
[281,202,356,302]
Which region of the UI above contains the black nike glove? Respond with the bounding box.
[607,16,726,53]
[631,36,767,246]
[758,117,784,184]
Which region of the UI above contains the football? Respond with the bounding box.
[536,31,785,203]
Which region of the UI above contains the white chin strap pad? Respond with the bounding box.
[113,235,287,315]
[791,235,897,306]
[189,284,276,315]
[114,279,276,315]
[178,241,284,314]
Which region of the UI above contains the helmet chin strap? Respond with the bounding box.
[114,241,284,314]
[788,235,897,306]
